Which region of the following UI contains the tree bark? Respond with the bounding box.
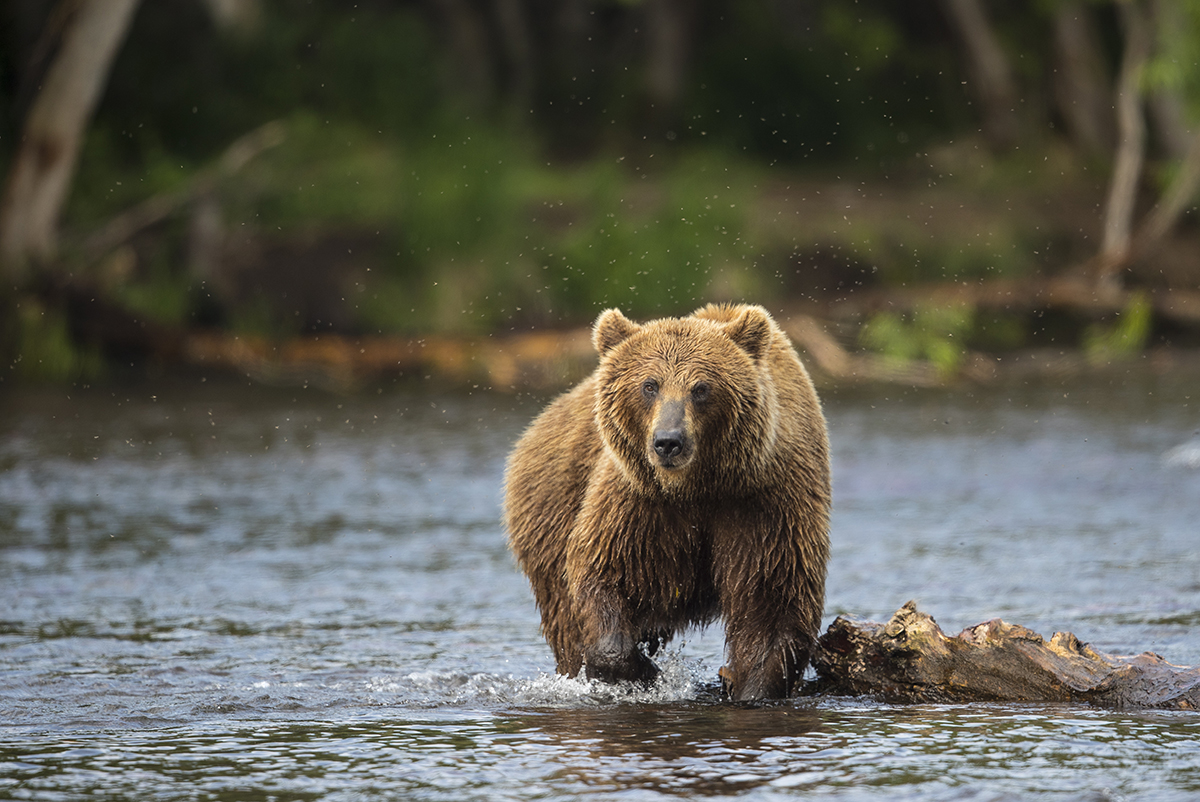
[1096,0,1153,292]
[200,0,261,33]
[939,0,1021,151]
[0,0,142,283]
[812,601,1200,709]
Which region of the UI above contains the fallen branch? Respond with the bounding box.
[783,314,948,387]
[812,601,1200,710]
[179,318,965,391]
[80,120,285,262]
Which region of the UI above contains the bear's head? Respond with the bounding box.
[591,305,776,493]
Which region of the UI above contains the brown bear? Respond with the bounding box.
[503,303,830,700]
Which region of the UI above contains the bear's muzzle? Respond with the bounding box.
[650,398,693,469]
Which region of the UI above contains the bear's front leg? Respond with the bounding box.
[569,581,659,685]
[718,569,820,700]
[583,626,659,685]
[562,467,669,686]
[719,637,809,701]
[720,616,812,701]
[714,503,827,701]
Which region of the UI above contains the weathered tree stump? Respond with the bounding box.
[811,601,1200,710]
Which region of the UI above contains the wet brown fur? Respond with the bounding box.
[503,304,831,700]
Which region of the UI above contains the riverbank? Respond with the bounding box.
[102,305,1200,395]
[8,148,1200,391]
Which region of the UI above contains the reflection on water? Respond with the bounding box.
[3,699,1199,800]
[2,369,1200,800]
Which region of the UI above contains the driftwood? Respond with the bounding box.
[811,601,1200,710]
[180,327,596,391]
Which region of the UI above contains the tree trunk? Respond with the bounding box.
[1096,0,1152,292]
[429,0,496,107]
[492,0,535,111]
[1146,0,1193,160]
[0,0,142,283]
[1051,2,1115,155]
[812,601,1200,709]
[644,0,693,127]
[1132,128,1200,254]
[939,0,1021,151]
[200,0,261,33]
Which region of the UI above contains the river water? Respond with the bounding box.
[2,366,1199,801]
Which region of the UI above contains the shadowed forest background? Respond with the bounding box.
[3,0,1200,388]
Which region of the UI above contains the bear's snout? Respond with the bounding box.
[650,399,693,469]
[653,431,684,458]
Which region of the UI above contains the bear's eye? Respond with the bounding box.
[691,382,711,403]
[641,379,659,400]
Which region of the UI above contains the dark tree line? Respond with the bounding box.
[4,0,1197,273]
[2,0,1199,377]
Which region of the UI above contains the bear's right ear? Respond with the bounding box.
[592,308,640,356]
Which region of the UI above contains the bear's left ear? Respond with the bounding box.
[724,306,773,361]
[593,308,640,356]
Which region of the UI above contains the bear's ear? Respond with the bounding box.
[593,308,640,355]
[724,306,773,361]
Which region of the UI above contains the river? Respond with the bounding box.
[2,366,1199,800]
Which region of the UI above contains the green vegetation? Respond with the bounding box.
[1083,293,1154,364]
[250,120,762,330]
[4,0,1198,382]
[10,299,103,383]
[859,304,975,377]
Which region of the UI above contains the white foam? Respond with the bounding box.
[390,651,713,708]
[1163,440,1200,469]
[513,651,709,706]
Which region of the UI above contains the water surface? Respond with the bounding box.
[2,368,1199,800]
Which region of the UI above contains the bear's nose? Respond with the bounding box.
[653,431,684,459]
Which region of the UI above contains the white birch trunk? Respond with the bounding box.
[0,0,141,281]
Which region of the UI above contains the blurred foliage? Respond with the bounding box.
[9,299,103,382]
[859,303,975,376]
[1146,0,1200,111]
[1083,291,1153,363]
[2,0,1198,369]
[971,312,1028,352]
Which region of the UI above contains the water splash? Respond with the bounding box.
[390,651,714,709]
[1163,439,1200,469]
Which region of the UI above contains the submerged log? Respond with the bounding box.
[811,601,1200,710]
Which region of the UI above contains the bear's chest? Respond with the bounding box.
[613,508,719,615]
